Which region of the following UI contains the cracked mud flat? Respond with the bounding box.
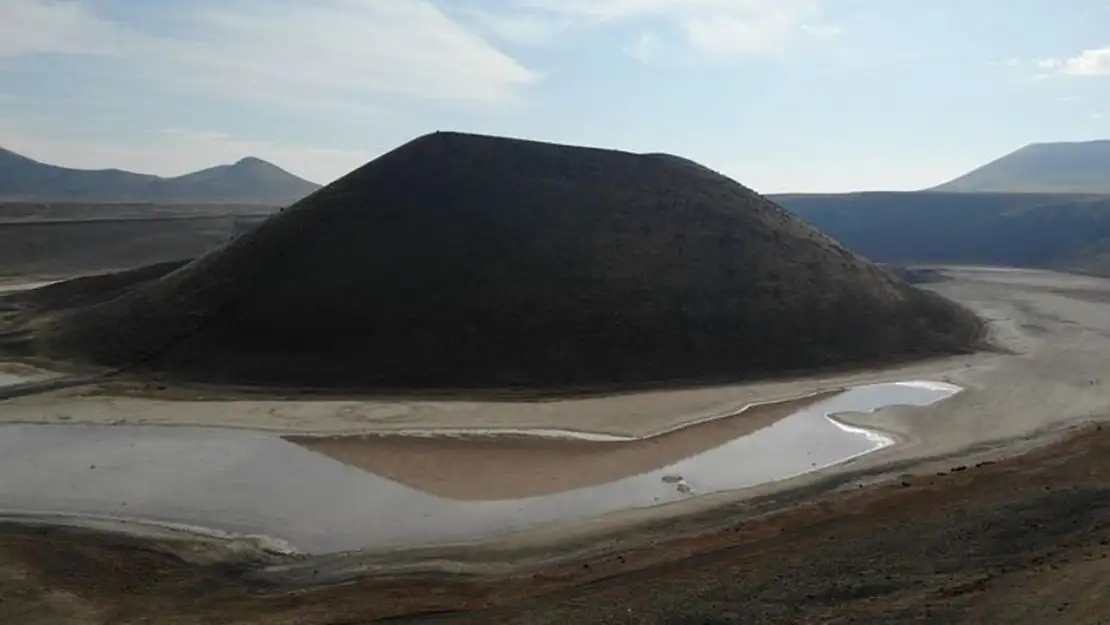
[4,266,1110,623]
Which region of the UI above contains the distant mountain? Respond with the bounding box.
[931,140,1110,193]
[773,191,1110,276]
[0,147,320,204]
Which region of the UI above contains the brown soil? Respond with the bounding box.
[6,423,1110,624]
[285,391,833,500]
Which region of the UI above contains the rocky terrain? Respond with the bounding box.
[0,132,981,391]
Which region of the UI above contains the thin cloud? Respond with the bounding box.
[1059,46,1110,76]
[1035,46,1110,77]
[462,9,573,46]
[506,0,837,58]
[683,11,812,56]
[0,0,122,57]
[0,0,540,108]
[623,31,665,63]
[800,23,843,37]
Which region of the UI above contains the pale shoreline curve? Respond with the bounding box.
[0,511,300,557]
[285,382,960,445]
[285,388,837,443]
[0,280,61,293]
[0,380,961,555]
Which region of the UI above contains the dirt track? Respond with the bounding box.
[5,266,1110,622]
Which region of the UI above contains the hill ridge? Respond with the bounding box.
[2,131,982,392]
[931,139,1110,194]
[0,145,320,204]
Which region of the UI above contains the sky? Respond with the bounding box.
[1,0,1109,193]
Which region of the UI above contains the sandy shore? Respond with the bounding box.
[0,360,975,437]
[0,361,56,378]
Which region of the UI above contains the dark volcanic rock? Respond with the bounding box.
[7,132,982,390]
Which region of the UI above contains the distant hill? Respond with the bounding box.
[773,191,1110,276]
[1,132,980,392]
[0,147,320,204]
[931,140,1110,193]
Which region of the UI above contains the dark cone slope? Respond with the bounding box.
[8,132,983,390]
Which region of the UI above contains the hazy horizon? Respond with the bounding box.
[2,0,1109,194]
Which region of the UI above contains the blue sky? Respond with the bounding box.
[1,0,1109,192]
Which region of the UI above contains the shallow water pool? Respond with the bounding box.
[0,381,960,554]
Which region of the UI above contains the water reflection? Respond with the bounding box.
[0,381,959,554]
[0,373,36,387]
